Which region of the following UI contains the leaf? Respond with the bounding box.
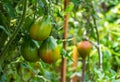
[115,56,120,65]
[39,0,44,7]
[56,9,63,19]
[4,2,15,18]
[89,23,97,40]
[0,73,7,82]
[61,49,73,61]
[21,63,31,69]
[31,0,36,3]
[0,25,10,35]
[111,50,120,56]
[61,49,67,57]
[22,17,33,31]
[67,52,74,62]
[65,2,74,12]
[71,0,82,5]
[110,31,120,36]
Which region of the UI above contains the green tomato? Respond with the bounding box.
[30,16,52,41]
[21,40,39,62]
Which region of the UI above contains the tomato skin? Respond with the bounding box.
[77,41,91,59]
[30,16,52,41]
[38,36,60,64]
[21,40,39,62]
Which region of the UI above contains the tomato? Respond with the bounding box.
[38,36,60,64]
[29,16,52,41]
[21,40,39,62]
[77,41,91,59]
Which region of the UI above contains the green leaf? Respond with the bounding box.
[0,25,10,35]
[61,49,67,57]
[21,63,31,69]
[0,73,7,82]
[4,2,15,18]
[39,0,44,7]
[71,0,81,5]
[65,2,74,12]
[61,49,73,61]
[115,56,120,65]
[111,50,120,56]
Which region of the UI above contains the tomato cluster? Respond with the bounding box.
[21,15,92,64]
[21,16,60,64]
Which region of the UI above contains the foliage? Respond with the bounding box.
[0,0,120,82]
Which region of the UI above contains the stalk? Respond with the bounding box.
[61,0,69,82]
[81,58,86,82]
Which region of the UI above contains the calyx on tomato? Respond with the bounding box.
[38,36,60,64]
[30,15,52,41]
[21,40,39,62]
[77,41,91,59]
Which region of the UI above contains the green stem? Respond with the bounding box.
[33,0,37,20]
[91,4,102,70]
[0,0,27,69]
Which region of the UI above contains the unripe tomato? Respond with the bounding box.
[38,36,60,64]
[21,40,39,62]
[30,16,52,41]
[77,41,91,59]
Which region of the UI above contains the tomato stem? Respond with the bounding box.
[90,2,102,70]
[81,58,86,82]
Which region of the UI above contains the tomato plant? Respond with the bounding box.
[0,0,120,82]
[30,16,52,41]
[38,36,60,64]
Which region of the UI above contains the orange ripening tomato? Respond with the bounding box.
[77,41,91,59]
[38,36,60,64]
